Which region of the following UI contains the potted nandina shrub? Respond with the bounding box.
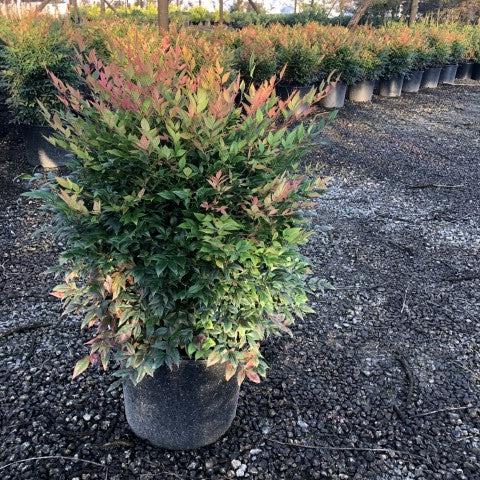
[232,26,278,85]
[377,27,415,98]
[28,38,326,450]
[347,32,386,103]
[319,44,358,108]
[273,28,321,98]
[420,32,450,89]
[470,27,480,80]
[457,25,479,80]
[402,29,429,94]
[0,16,77,168]
[439,37,464,84]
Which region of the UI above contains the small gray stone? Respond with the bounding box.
[236,464,247,477]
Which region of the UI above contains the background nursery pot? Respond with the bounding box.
[123,360,240,449]
[439,64,458,84]
[348,80,375,102]
[379,76,404,97]
[456,62,473,80]
[472,63,480,81]
[320,81,347,109]
[421,67,442,88]
[24,126,71,169]
[275,83,314,100]
[402,71,424,93]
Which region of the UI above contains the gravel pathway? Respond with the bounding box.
[1,82,480,480]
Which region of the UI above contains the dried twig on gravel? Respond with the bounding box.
[417,405,476,417]
[101,440,134,449]
[445,274,480,284]
[397,354,415,404]
[400,287,409,315]
[0,455,105,472]
[408,184,464,189]
[265,437,423,459]
[0,322,52,339]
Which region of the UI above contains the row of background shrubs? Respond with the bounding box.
[78,4,337,28]
[0,15,479,126]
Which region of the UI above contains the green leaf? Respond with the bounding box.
[72,356,90,379]
[140,118,150,131]
[197,88,208,113]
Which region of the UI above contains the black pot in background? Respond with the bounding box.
[25,125,72,169]
[420,67,442,89]
[402,70,424,93]
[320,81,347,109]
[456,62,474,80]
[379,76,404,97]
[439,64,458,84]
[472,63,480,81]
[276,83,315,100]
[348,79,375,102]
[123,360,240,450]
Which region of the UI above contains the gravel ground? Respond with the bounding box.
[1,81,480,480]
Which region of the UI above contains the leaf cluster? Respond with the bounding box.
[31,36,328,386]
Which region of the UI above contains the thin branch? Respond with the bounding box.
[0,456,105,472]
[0,322,52,339]
[103,0,118,13]
[265,437,422,459]
[408,184,464,189]
[400,287,409,314]
[417,405,476,417]
[445,274,480,284]
[101,440,134,449]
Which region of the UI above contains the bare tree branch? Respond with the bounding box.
[348,0,372,26]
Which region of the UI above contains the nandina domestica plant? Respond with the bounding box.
[0,15,78,125]
[30,35,327,388]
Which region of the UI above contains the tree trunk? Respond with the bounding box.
[100,0,106,15]
[219,0,224,23]
[70,0,80,22]
[35,0,51,13]
[347,0,372,26]
[157,0,169,30]
[408,0,419,26]
[294,0,297,13]
[104,0,118,13]
[246,0,259,13]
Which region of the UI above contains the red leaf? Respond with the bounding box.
[225,363,237,381]
[246,370,261,383]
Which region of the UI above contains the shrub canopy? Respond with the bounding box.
[30,36,328,386]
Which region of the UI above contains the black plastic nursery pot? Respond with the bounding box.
[420,67,442,89]
[348,79,374,103]
[320,81,347,109]
[275,83,314,100]
[123,360,240,450]
[25,125,72,169]
[456,62,473,80]
[379,76,404,98]
[402,71,424,93]
[472,63,480,81]
[439,64,458,85]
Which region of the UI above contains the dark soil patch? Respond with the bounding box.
[1,82,480,480]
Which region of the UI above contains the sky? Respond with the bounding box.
[183,1,295,13]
